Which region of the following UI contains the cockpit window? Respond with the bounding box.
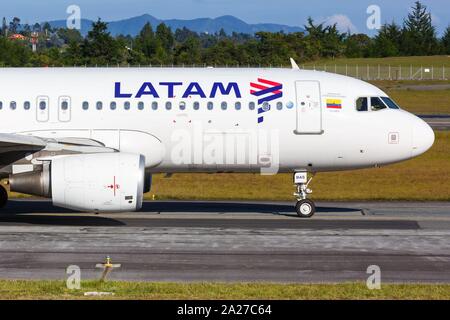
[370,97,387,111]
[381,97,400,109]
[356,97,368,111]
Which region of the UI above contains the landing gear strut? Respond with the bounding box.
[0,185,8,208]
[293,172,315,218]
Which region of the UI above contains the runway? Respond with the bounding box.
[419,114,450,130]
[0,200,450,283]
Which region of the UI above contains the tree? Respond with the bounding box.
[135,23,157,59]
[82,19,123,65]
[2,17,7,35]
[63,40,84,65]
[303,17,345,59]
[344,33,372,58]
[0,37,31,66]
[174,27,198,43]
[33,23,41,32]
[372,22,402,57]
[174,36,202,65]
[155,23,174,61]
[9,17,20,33]
[442,26,450,54]
[57,28,83,44]
[42,22,52,36]
[321,24,345,58]
[401,1,438,55]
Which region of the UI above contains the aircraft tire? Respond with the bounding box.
[295,199,315,218]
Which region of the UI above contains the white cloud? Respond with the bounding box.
[322,14,358,34]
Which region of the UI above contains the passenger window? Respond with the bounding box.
[124,101,130,110]
[235,102,241,110]
[10,101,17,110]
[96,101,103,110]
[38,101,46,110]
[221,102,227,110]
[152,102,158,110]
[370,97,387,111]
[276,102,283,110]
[381,97,400,109]
[110,102,117,110]
[166,101,172,110]
[207,102,213,110]
[193,102,200,110]
[82,101,89,110]
[0,102,2,110]
[24,101,31,110]
[249,102,255,110]
[61,101,68,110]
[179,101,186,110]
[138,101,144,110]
[356,97,368,112]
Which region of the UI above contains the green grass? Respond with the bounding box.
[0,280,449,300]
[369,80,450,114]
[147,131,450,201]
[387,89,450,114]
[304,55,450,67]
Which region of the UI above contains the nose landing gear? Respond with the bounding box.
[293,172,315,218]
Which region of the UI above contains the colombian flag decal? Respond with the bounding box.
[326,99,342,109]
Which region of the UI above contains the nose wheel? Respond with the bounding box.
[295,199,315,218]
[293,172,315,218]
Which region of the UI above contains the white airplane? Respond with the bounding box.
[0,60,434,217]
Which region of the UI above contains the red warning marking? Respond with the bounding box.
[106,176,120,196]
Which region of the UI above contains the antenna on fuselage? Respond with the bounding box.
[290,58,300,70]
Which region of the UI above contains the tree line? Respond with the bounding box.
[0,1,449,67]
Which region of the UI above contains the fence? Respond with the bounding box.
[1,63,449,80]
[300,65,450,81]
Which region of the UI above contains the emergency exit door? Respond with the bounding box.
[58,96,71,122]
[294,81,323,134]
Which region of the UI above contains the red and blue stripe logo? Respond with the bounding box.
[250,78,283,123]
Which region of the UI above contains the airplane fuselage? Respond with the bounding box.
[0,67,434,175]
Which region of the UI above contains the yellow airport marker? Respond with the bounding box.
[95,256,121,282]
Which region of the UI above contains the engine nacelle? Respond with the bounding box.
[10,153,145,212]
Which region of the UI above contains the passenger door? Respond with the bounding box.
[294,81,323,134]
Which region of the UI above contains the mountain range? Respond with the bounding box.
[46,14,305,36]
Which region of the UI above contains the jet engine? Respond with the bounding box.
[9,153,146,212]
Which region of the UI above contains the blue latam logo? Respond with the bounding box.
[250,78,283,123]
[115,82,242,99]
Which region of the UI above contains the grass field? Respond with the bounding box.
[370,80,450,114]
[387,89,450,114]
[146,131,450,201]
[0,280,449,300]
[303,55,450,67]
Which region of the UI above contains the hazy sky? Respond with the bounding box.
[2,0,449,35]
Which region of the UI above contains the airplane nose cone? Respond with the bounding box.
[412,118,435,157]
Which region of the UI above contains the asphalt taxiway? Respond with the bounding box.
[0,200,449,283]
[421,114,450,130]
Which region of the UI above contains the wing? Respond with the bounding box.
[0,133,117,173]
[0,133,47,167]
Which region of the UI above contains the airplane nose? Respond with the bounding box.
[412,118,435,157]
